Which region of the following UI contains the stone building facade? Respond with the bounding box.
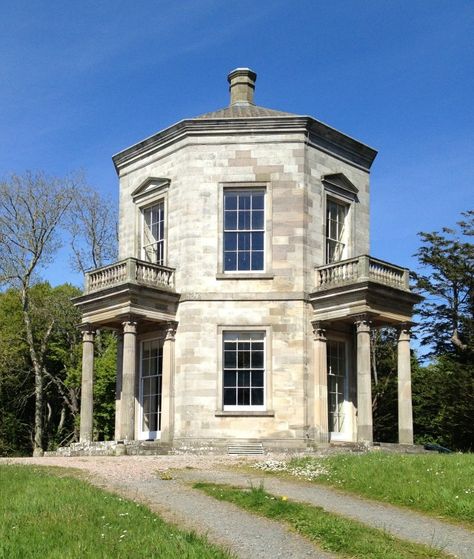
[75,68,420,451]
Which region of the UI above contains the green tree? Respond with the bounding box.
[414,211,473,356]
[411,211,473,451]
[0,284,84,455]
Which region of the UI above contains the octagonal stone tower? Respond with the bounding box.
[75,68,420,452]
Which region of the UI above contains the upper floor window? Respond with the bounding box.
[142,202,165,265]
[326,199,347,263]
[224,189,264,272]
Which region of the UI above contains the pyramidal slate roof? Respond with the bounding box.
[195,104,298,119]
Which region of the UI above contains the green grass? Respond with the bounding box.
[0,465,232,559]
[282,453,474,526]
[195,482,450,559]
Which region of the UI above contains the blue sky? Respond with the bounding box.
[1,0,472,287]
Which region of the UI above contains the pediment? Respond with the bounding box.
[322,173,358,195]
[131,177,170,201]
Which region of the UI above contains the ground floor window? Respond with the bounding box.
[139,339,163,438]
[327,340,347,434]
[223,331,265,409]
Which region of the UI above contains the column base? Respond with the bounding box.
[398,429,414,445]
[357,424,373,443]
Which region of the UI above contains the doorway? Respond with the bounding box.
[138,339,163,440]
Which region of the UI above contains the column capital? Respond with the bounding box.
[354,315,371,333]
[165,321,178,341]
[397,323,412,340]
[311,321,327,341]
[122,320,138,334]
[81,327,95,343]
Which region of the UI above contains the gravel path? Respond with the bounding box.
[3,455,473,558]
[177,468,474,559]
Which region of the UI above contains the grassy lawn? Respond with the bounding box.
[252,452,474,526]
[195,482,450,559]
[0,465,232,559]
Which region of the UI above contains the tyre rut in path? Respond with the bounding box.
[176,468,474,559]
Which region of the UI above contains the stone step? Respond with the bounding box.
[228,443,264,455]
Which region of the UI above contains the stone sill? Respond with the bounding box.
[215,410,275,417]
[215,273,274,280]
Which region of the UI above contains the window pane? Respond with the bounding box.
[252,210,264,230]
[238,251,250,270]
[224,388,236,406]
[238,351,251,368]
[239,195,251,210]
[224,233,237,251]
[238,211,251,230]
[224,194,237,210]
[252,351,264,368]
[224,252,237,271]
[253,232,264,250]
[224,350,236,368]
[252,194,264,209]
[252,370,264,387]
[238,388,250,405]
[251,251,264,271]
[238,371,251,386]
[224,211,237,230]
[251,388,264,406]
[238,232,250,250]
[224,370,236,387]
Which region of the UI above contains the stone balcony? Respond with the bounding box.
[315,255,410,292]
[74,258,179,329]
[310,255,420,326]
[85,257,175,294]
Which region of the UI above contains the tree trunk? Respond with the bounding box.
[21,284,44,456]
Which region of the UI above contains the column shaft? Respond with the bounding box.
[114,333,124,440]
[119,321,137,441]
[79,329,95,442]
[313,325,328,443]
[398,327,414,444]
[160,326,176,442]
[356,319,373,443]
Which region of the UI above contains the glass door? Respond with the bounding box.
[327,340,348,440]
[139,339,163,440]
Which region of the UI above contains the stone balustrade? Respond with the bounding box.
[315,255,409,291]
[85,258,175,293]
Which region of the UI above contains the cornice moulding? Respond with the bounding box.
[112,116,378,174]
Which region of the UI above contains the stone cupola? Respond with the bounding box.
[227,68,257,106]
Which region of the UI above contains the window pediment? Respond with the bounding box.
[322,173,358,197]
[132,177,170,202]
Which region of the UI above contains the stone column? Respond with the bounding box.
[160,325,176,443]
[79,328,95,442]
[355,317,373,443]
[312,323,329,443]
[114,333,124,440]
[119,321,137,441]
[398,326,414,444]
